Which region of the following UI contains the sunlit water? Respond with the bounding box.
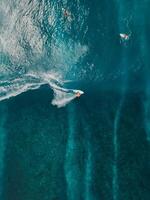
[0,0,150,200]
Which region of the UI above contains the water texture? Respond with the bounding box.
[0,0,150,200]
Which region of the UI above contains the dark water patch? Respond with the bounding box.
[0,102,8,200]
[3,87,68,200]
[117,91,150,200]
[1,82,150,200]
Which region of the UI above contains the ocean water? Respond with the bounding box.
[0,0,150,200]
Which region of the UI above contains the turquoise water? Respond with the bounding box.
[0,0,150,199]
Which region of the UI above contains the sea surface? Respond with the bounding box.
[0,0,150,200]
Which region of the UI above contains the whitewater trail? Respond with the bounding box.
[52,89,76,108]
[0,72,82,107]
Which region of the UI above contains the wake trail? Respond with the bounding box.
[112,65,128,200]
[52,91,76,108]
[113,98,123,200]
[81,118,93,200]
[0,72,83,107]
[65,104,81,200]
[112,68,128,200]
[113,1,130,199]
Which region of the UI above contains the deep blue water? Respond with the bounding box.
[0,0,150,200]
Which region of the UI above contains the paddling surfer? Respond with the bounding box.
[120,33,130,40]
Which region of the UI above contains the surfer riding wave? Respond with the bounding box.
[0,73,84,108]
[50,78,84,108]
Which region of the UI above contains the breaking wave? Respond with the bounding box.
[0,0,88,107]
[0,72,83,107]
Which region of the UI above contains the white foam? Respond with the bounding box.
[0,72,82,108]
[0,0,88,107]
[51,88,76,108]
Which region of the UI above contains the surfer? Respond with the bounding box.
[50,82,84,98]
[64,9,69,17]
[120,33,130,41]
[73,90,84,97]
[62,8,73,22]
[75,91,83,97]
[51,86,84,107]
